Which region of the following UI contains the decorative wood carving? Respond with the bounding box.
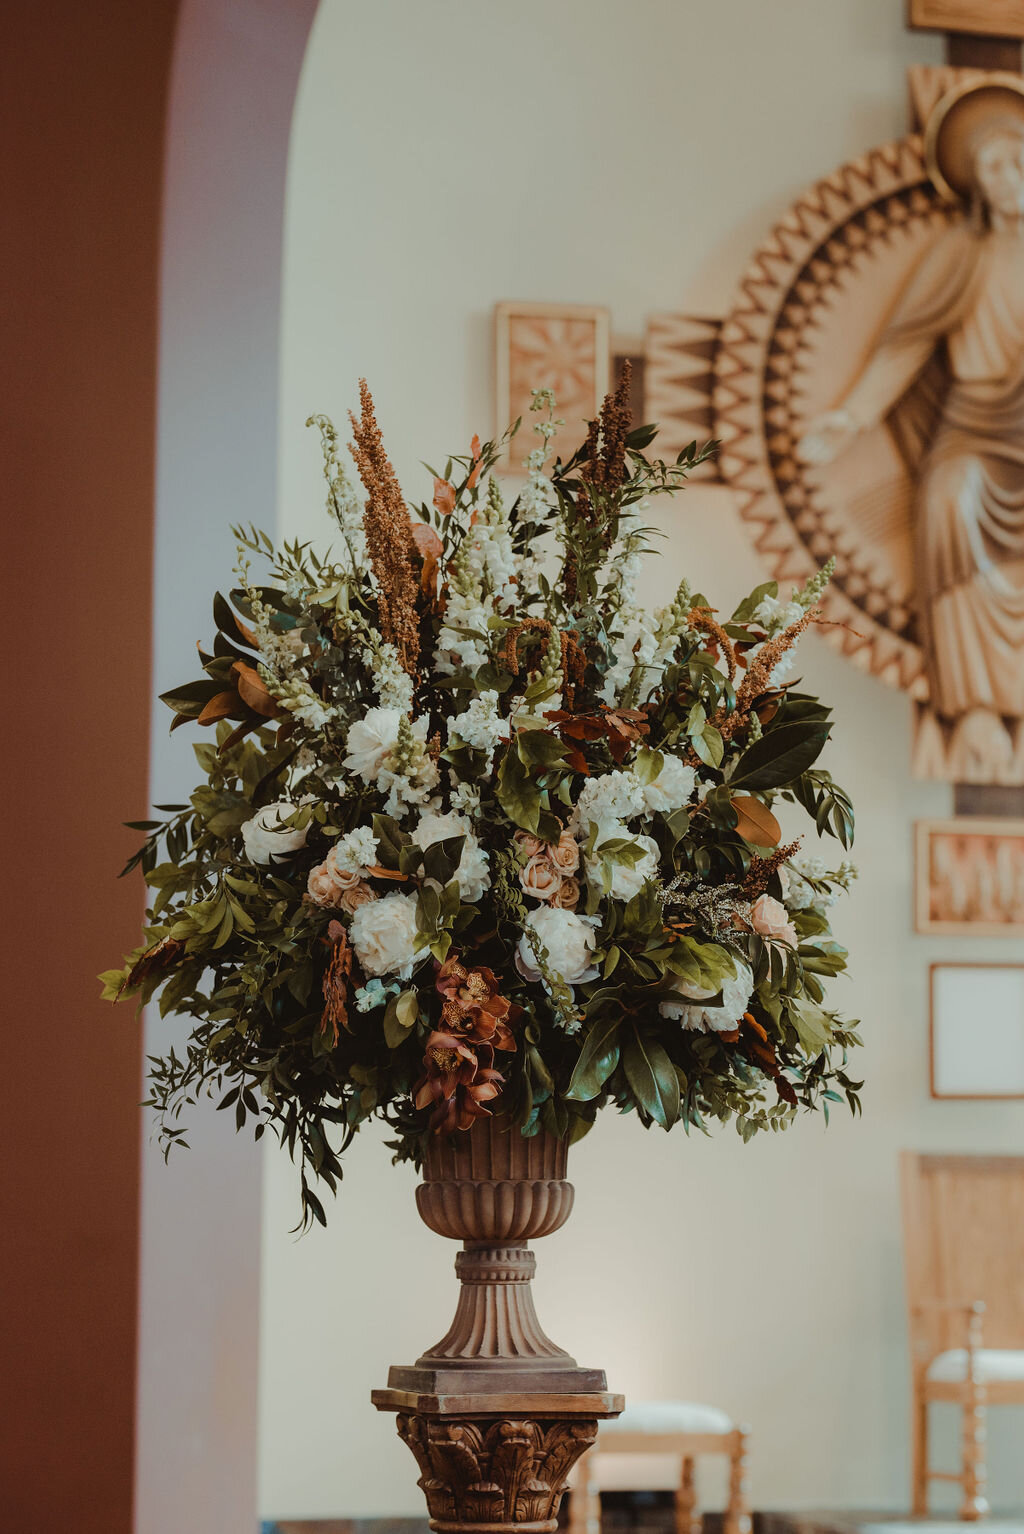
[494,303,610,475]
[395,1409,598,1532]
[915,816,1024,933]
[908,0,1024,41]
[646,66,1024,784]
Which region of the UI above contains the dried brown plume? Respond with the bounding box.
[348,379,420,676]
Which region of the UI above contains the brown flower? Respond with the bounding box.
[320,919,352,1046]
[348,379,421,676]
[435,957,517,1051]
[413,1032,505,1134]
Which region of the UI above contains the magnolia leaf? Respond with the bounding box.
[622,1032,680,1129]
[729,721,831,791]
[565,1017,621,1102]
[731,794,781,848]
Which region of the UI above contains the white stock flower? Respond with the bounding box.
[348,890,422,980]
[640,753,697,815]
[753,595,803,634]
[585,830,660,901]
[330,825,379,875]
[659,959,754,1032]
[364,642,414,713]
[449,691,511,764]
[573,770,646,836]
[240,802,309,865]
[413,808,490,902]
[516,907,600,987]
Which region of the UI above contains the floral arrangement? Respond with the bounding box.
[104,371,860,1227]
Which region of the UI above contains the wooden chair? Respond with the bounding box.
[566,1400,751,1534]
[901,1152,1024,1521]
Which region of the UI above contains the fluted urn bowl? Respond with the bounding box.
[387,1114,606,1394]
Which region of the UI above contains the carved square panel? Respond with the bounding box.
[494,302,609,474]
[908,0,1024,39]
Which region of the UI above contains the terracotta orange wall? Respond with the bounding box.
[2,5,179,1529]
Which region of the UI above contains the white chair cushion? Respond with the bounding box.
[599,1399,734,1436]
[927,1348,1024,1384]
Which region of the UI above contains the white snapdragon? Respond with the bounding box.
[516,907,600,987]
[364,641,414,713]
[412,808,491,902]
[752,595,805,635]
[330,825,379,875]
[659,959,754,1031]
[348,891,422,980]
[573,770,646,836]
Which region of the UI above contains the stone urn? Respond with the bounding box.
[373,1114,622,1532]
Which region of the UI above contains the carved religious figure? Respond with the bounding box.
[799,79,1024,784]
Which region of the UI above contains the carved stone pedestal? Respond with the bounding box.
[372,1388,622,1533]
[373,1117,623,1530]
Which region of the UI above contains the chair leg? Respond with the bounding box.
[959,1384,989,1521]
[911,1389,929,1517]
[675,1454,700,1534]
[723,1428,752,1534]
[567,1446,601,1534]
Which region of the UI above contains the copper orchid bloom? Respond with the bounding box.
[413,1032,505,1134]
[435,957,518,1052]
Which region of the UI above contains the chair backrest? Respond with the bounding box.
[901,1152,1024,1354]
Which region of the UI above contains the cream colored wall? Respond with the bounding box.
[260,0,1024,1518]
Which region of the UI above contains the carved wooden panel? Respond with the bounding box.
[908,0,1024,40]
[494,302,609,474]
[711,134,949,701]
[644,314,723,480]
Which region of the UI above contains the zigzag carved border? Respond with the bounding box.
[712,134,953,700]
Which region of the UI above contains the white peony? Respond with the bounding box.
[330,825,379,875]
[342,707,404,781]
[240,801,309,865]
[659,958,754,1032]
[640,753,697,815]
[516,907,600,987]
[348,890,422,980]
[413,808,490,902]
[585,830,660,901]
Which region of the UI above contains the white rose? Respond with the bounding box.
[413,808,491,903]
[641,753,696,815]
[516,907,600,987]
[659,959,754,1032]
[348,890,422,980]
[585,831,660,901]
[240,801,308,865]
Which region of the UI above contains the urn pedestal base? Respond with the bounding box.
[375,1119,622,1531]
[371,1388,624,1534]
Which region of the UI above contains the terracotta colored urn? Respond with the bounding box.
[387,1113,605,1394]
[373,1115,621,1533]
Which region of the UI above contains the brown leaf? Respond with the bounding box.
[231,661,281,720]
[364,864,409,882]
[732,795,781,848]
[197,690,239,725]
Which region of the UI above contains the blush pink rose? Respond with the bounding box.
[307,861,349,909]
[548,829,580,876]
[520,854,563,903]
[514,830,544,861]
[339,881,378,915]
[550,875,581,910]
[750,893,798,948]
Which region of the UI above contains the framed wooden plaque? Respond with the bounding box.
[908,0,1024,39]
[930,963,1024,1100]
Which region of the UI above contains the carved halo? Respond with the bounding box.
[712,136,956,699]
[925,73,1024,201]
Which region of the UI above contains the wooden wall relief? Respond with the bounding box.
[644,65,1024,786]
[494,302,609,475]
